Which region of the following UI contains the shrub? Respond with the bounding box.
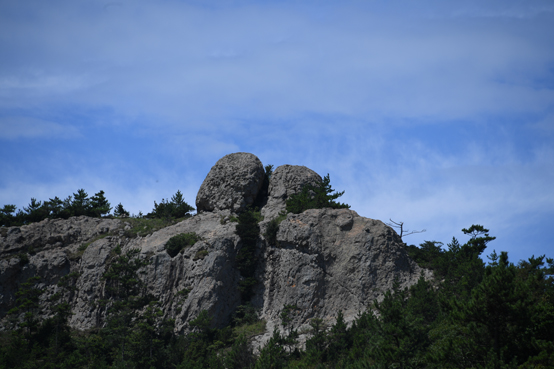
[193,249,209,261]
[286,174,350,214]
[147,190,194,219]
[264,211,287,246]
[165,232,200,258]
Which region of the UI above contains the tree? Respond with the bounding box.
[0,204,17,226]
[113,202,130,218]
[170,190,195,218]
[7,276,44,336]
[100,246,150,365]
[23,198,47,223]
[146,190,194,219]
[89,190,112,217]
[286,174,350,214]
[71,189,90,216]
[235,208,261,301]
[44,196,65,219]
[386,219,426,239]
[49,272,80,353]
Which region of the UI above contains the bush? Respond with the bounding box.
[147,190,194,219]
[286,174,350,214]
[165,232,200,258]
[193,249,209,261]
[264,211,287,246]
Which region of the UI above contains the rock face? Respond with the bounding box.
[196,152,265,213]
[256,208,427,333]
[261,165,322,220]
[0,152,429,343]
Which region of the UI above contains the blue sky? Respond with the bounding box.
[1,0,553,263]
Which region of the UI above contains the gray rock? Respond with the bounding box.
[261,165,322,220]
[196,152,265,213]
[255,208,429,341]
[0,153,430,348]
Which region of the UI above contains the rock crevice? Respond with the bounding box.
[0,152,430,342]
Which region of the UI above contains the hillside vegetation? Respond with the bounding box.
[1,218,552,368]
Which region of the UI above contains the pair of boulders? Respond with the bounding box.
[195,152,321,219]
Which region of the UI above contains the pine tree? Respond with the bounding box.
[286,174,350,214]
[89,190,112,217]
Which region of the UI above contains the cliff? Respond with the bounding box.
[0,153,429,342]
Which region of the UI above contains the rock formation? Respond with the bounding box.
[196,152,265,213]
[261,165,321,220]
[0,152,429,343]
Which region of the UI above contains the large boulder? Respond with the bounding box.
[261,165,322,220]
[196,153,265,213]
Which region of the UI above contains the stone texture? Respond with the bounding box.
[261,165,322,220]
[256,208,429,336]
[196,152,265,213]
[0,153,430,347]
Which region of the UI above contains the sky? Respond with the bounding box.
[1,0,553,263]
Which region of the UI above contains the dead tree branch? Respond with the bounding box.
[385,219,426,239]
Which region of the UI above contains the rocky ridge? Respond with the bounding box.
[0,152,429,343]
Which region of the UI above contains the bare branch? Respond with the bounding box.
[386,219,425,239]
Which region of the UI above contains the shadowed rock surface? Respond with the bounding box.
[0,152,429,345]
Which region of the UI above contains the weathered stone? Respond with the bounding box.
[251,208,430,345]
[196,152,265,213]
[261,165,322,220]
[0,153,430,348]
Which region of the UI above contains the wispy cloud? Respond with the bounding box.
[0,116,81,139]
[0,0,553,262]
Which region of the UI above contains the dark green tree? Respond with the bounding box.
[0,204,17,226]
[49,272,80,353]
[286,174,350,214]
[147,190,194,219]
[23,198,47,223]
[7,276,44,337]
[100,246,151,365]
[71,189,90,216]
[235,208,261,301]
[113,202,130,218]
[170,190,195,218]
[89,190,112,217]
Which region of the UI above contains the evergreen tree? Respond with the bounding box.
[100,246,150,365]
[171,190,195,218]
[147,190,195,219]
[235,208,261,301]
[89,190,112,217]
[286,174,350,214]
[71,189,90,216]
[113,202,130,218]
[23,198,47,223]
[0,204,17,226]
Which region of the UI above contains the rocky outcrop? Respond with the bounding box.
[261,165,322,220]
[0,152,429,343]
[256,208,428,332]
[196,152,265,213]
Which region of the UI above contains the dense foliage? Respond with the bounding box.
[146,190,195,219]
[1,223,553,368]
[235,208,262,302]
[0,189,194,226]
[285,174,350,214]
[165,232,200,258]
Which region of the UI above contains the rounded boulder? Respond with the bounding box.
[261,164,322,220]
[196,153,265,213]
